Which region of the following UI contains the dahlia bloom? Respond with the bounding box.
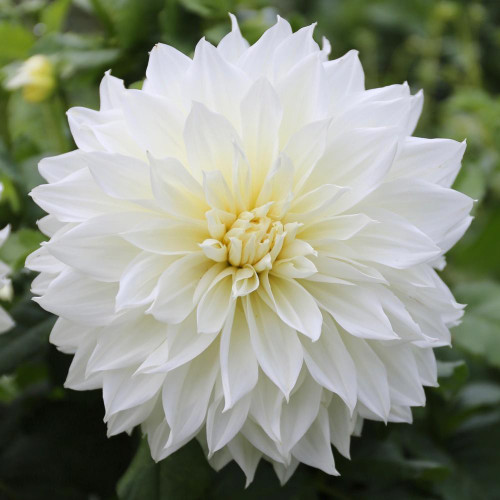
[0,185,14,334]
[27,16,472,484]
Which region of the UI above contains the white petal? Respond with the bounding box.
[307,256,386,285]
[30,168,137,222]
[260,274,322,341]
[149,253,213,324]
[271,256,317,280]
[99,71,125,111]
[186,38,249,125]
[240,419,284,464]
[139,313,217,374]
[328,395,352,458]
[388,404,413,423]
[291,406,338,475]
[227,434,262,487]
[183,102,241,182]
[206,443,232,472]
[117,252,172,310]
[284,117,332,192]
[34,270,119,326]
[280,373,323,452]
[244,294,303,399]
[360,178,473,249]
[91,119,147,160]
[240,78,282,198]
[412,347,438,387]
[46,216,140,282]
[278,54,328,144]
[287,184,348,222]
[406,89,423,135]
[162,341,219,447]
[370,343,426,407]
[324,50,365,112]
[273,458,299,486]
[373,285,426,342]
[303,126,398,209]
[121,217,208,255]
[345,209,441,269]
[85,151,152,200]
[66,107,114,152]
[391,137,466,188]
[232,266,259,297]
[64,332,102,390]
[102,368,165,417]
[120,89,185,160]
[303,281,398,340]
[249,374,284,442]
[299,213,372,245]
[197,267,235,334]
[49,318,92,353]
[220,301,258,408]
[340,332,391,421]
[206,394,251,454]
[148,154,207,219]
[37,215,64,237]
[239,16,293,78]
[143,43,191,104]
[302,315,357,411]
[106,395,158,436]
[203,170,235,213]
[217,14,249,62]
[26,246,63,274]
[87,316,166,373]
[272,24,319,80]
[255,154,294,217]
[38,150,87,183]
[335,85,410,131]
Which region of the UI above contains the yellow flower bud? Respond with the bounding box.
[6,55,55,103]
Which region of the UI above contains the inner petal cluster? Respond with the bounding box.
[201,203,298,276]
[224,210,285,270]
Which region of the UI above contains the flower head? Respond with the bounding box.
[27,15,472,484]
[6,55,55,103]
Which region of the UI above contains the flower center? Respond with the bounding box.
[200,204,286,272]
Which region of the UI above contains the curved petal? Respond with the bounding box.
[244,294,303,399]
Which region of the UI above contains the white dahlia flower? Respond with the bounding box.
[0,184,14,333]
[27,16,472,484]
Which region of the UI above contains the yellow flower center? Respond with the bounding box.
[201,204,288,272]
[224,211,285,270]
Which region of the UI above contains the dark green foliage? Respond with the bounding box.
[0,0,499,498]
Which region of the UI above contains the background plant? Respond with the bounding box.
[0,0,499,499]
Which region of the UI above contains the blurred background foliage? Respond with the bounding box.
[0,0,499,498]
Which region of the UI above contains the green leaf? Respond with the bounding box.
[452,281,500,368]
[178,0,220,17]
[0,175,22,214]
[117,439,215,500]
[0,316,54,375]
[98,0,165,49]
[40,0,72,33]
[0,23,35,65]
[437,360,468,392]
[459,382,500,409]
[0,228,46,271]
[58,47,120,77]
[451,211,500,279]
[0,374,18,403]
